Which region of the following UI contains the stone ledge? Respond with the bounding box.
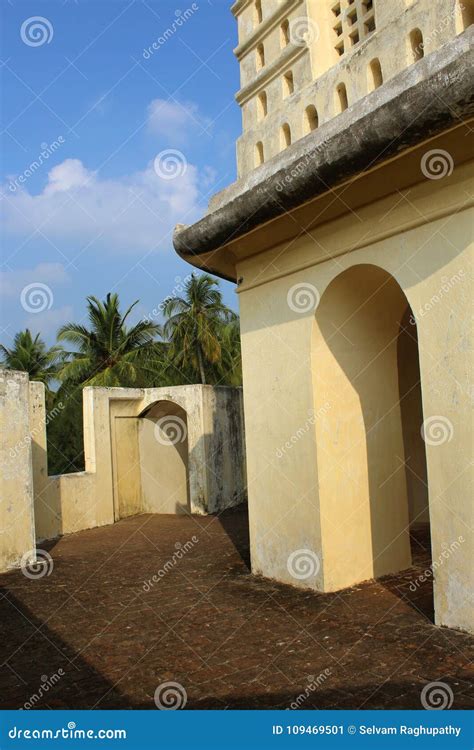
[173,29,474,272]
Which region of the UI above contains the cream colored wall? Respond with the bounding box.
[313,265,412,590]
[234,0,469,175]
[115,417,143,518]
[139,402,189,514]
[236,162,473,632]
[34,387,115,541]
[29,385,246,541]
[398,312,430,525]
[0,371,36,572]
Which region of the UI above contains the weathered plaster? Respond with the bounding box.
[0,370,36,572]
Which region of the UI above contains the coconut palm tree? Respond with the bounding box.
[57,293,162,387]
[218,317,242,386]
[162,274,237,384]
[0,329,63,387]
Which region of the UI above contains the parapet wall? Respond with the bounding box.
[0,376,247,562]
[0,371,36,572]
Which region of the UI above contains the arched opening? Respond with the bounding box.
[280,18,290,47]
[457,0,474,30]
[256,42,265,70]
[409,28,424,62]
[368,58,383,91]
[304,104,319,133]
[282,70,294,97]
[257,91,267,121]
[312,264,432,614]
[336,82,348,112]
[138,400,190,515]
[254,0,263,25]
[280,123,291,149]
[255,140,264,166]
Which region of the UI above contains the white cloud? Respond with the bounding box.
[0,263,70,298]
[24,305,74,338]
[44,159,95,195]
[146,98,212,141]
[1,156,206,254]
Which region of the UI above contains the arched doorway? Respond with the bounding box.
[139,400,190,514]
[312,264,431,596]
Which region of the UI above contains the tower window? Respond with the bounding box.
[256,43,265,70]
[304,105,319,133]
[333,0,376,55]
[336,82,349,112]
[257,91,267,120]
[283,70,294,97]
[409,28,424,61]
[368,58,383,90]
[280,19,290,47]
[254,0,263,25]
[349,29,360,46]
[280,123,292,149]
[365,16,376,34]
[255,141,264,166]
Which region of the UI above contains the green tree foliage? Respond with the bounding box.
[57,293,162,387]
[1,276,242,476]
[162,274,238,384]
[0,329,63,387]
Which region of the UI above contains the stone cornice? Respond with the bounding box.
[236,42,308,105]
[231,0,252,18]
[172,29,474,282]
[234,0,304,59]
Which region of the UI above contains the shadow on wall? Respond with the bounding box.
[29,385,247,543]
[114,390,247,521]
[140,400,190,515]
[314,264,431,586]
[31,441,63,541]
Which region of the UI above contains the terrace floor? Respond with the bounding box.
[0,508,472,710]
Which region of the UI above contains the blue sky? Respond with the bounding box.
[1,0,240,345]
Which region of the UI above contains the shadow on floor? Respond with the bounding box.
[214,503,251,569]
[0,589,130,710]
[379,523,434,623]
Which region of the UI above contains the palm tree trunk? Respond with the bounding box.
[197,344,206,384]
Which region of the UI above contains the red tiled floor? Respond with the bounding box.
[0,508,472,709]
